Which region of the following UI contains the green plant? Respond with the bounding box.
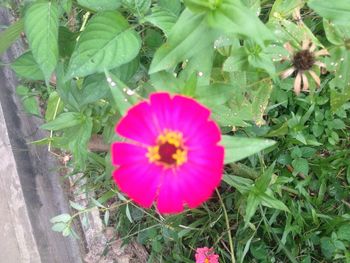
[1,0,350,262]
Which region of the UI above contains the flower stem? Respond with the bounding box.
[216,188,236,263]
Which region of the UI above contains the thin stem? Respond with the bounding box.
[216,189,236,263]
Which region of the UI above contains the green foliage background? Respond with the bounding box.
[1,0,350,262]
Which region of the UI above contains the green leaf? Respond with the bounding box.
[223,51,249,72]
[11,52,45,80]
[206,0,274,47]
[329,47,350,112]
[337,225,350,241]
[184,0,222,13]
[158,0,181,15]
[22,96,40,116]
[45,91,64,121]
[41,112,83,131]
[0,19,24,56]
[69,201,85,211]
[52,222,67,232]
[104,210,110,226]
[196,84,234,106]
[78,0,122,11]
[66,11,141,79]
[16,85,29,96]
[308,0,350,25]
[269,0,304,20]
[122,0,151,15]
[50,213,72,223]
[292,158,309,175]
[323,20,350,46]
[149,9,217,74]
[126,205,133,223]
[259,192,290,212]
[106,71,134,115]
[144,6,178,36]
[222,135,276,164]
[223,175,253,194]
[58,26,78,59]
[24,2,59,83]
[78,74,110,106]
[245,193,260,224]
[320,237,336,259]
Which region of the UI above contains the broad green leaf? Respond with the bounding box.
[222,135,276,164]
[206,0,274,47]
[45,91,64,121]
[78,74,110,106]
[197,84,234,106]
[179,47,214,86]
[69,201,85,211]
[144,6,177,36]
[50,213,72,223]
[150,71,183,93]
[308,0,350,25]
[323,20,350,46]
[223,51,248,72]
[158,0,181,16]
[259,192,290,212]
[111,56,140,82]
[16,85,29,96]
[337,225,350,241]
[211,104,249,127]
[52,222,67,232]
[122,0,151,15]
[251,80,273,125]
[58,26,78,59]
[22,96,40,116]
[11,51,45,80]
[292,158,309,175]
[328,47,350,112]
[105,71,134,115]
[24,2,59,83]
[149,9,217,74]
[78,0,122,11]
[66,11,141,79]
[223,174,253,194]
[269,0,304,20]
[68,117,93,169]
[184,0,222,13]
[245,193,260,224]
[41,112,83,131]
[0,19,23,55]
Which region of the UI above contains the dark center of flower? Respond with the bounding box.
[146,130,187,168]
[292,50,315,71]
[158,142,178,165]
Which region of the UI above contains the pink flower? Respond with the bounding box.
[195,247,219,263]
[111,92,224,214]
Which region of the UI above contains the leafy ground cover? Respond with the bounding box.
[1,0,350,262]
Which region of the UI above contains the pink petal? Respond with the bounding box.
[157,146,224,211]
[116,101,159,145]
[111,142,147,166]
[156,169,185,214]
[113,162,162,208]
[185,120,222,148]
[171,94,211,134]
[149,92,174,130]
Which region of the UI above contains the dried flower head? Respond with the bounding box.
[280,39,329,95]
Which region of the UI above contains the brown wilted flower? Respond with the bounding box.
[280,39,329,95]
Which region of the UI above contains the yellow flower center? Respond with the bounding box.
[205,258,210,263]
[146,130,187,168]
